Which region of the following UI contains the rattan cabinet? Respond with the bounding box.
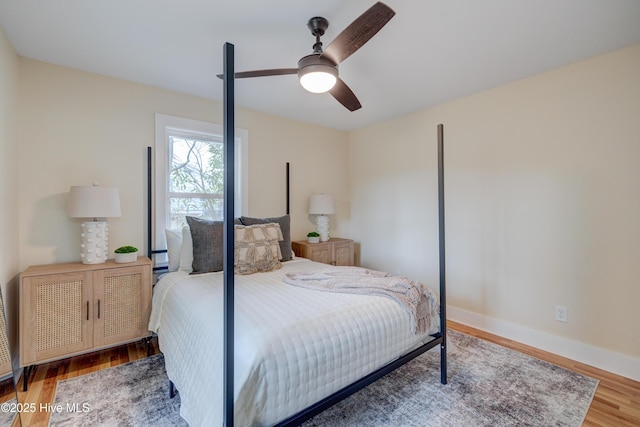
[292,238,355,266]
[20,257,152,375]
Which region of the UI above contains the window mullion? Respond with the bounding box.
[168,192,223,199]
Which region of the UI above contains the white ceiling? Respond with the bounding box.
[2,0,640,131]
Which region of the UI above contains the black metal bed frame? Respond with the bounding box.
[146,42,447,427]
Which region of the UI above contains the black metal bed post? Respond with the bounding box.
[286,162,290,215]
[146,146,169,272]
[223,42,236,427]
[147,146,153,259]
[437,124,447,385]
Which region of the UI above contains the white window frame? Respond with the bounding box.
[154,113,248,253]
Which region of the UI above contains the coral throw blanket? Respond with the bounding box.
[283,267,438,334]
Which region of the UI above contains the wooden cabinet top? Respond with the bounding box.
[22,256,152,277]
[292,237,353,246]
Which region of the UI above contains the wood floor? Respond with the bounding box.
[12,322,640,427]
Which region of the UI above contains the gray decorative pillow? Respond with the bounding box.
[186,216,223,274]
[234,223,283,275]
[240,214,292,261]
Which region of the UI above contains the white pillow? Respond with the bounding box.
[165,229,182,272]
[180,226,194,273]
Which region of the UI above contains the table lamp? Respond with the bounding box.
[67,184,121,264]
[309,193,335,242]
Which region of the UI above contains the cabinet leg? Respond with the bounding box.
[144,336,151,357]
[23,365,33,392]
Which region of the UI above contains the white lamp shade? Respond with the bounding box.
[309,194,335,215]
[67,185,121,218]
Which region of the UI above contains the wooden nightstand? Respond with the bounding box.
[292,238,355,266]
[19,257,152,389]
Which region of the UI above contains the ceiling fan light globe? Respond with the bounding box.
[298,64,338,93]
[300,72,337,93]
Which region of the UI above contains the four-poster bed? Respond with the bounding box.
[147,42,447,426]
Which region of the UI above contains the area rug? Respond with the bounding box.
[303,331,598,426]
[49,354,187,427]
[49,330,598,426]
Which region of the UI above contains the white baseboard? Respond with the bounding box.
[448,306,640,382]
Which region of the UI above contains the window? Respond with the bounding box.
[154,113,248,251]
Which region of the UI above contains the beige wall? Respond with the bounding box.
[0,27,20,358]
[17,59,349,270]
[349,45,640,373]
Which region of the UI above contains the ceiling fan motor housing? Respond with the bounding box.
[298,54,339,93]
[298,54,338,73]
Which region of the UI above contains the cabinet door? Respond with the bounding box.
[93,265,151,347]
[21,272,93,365]
[334,241,355,266]
[0,292,13,376]
[307,244,332,265]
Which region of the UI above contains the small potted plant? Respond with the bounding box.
[114,245,138,263]
[307,231,320,244]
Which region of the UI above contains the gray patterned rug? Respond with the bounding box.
[49,330,598,426]
[304,331,598,426]
[49,355,186,427]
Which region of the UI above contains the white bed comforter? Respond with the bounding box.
[149,258,440,426]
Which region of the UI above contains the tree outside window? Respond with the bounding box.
[169,135,224,229]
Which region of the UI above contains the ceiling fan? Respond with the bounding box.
[220,2,395,111]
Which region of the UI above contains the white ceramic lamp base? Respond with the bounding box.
[80,221,109,264]
[316,214,330,242]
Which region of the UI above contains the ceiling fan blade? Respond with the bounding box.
[216,68,298,79]
[330,78,362,111]
[321,2,395,66]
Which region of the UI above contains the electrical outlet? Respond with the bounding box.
[554,305,568,323]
